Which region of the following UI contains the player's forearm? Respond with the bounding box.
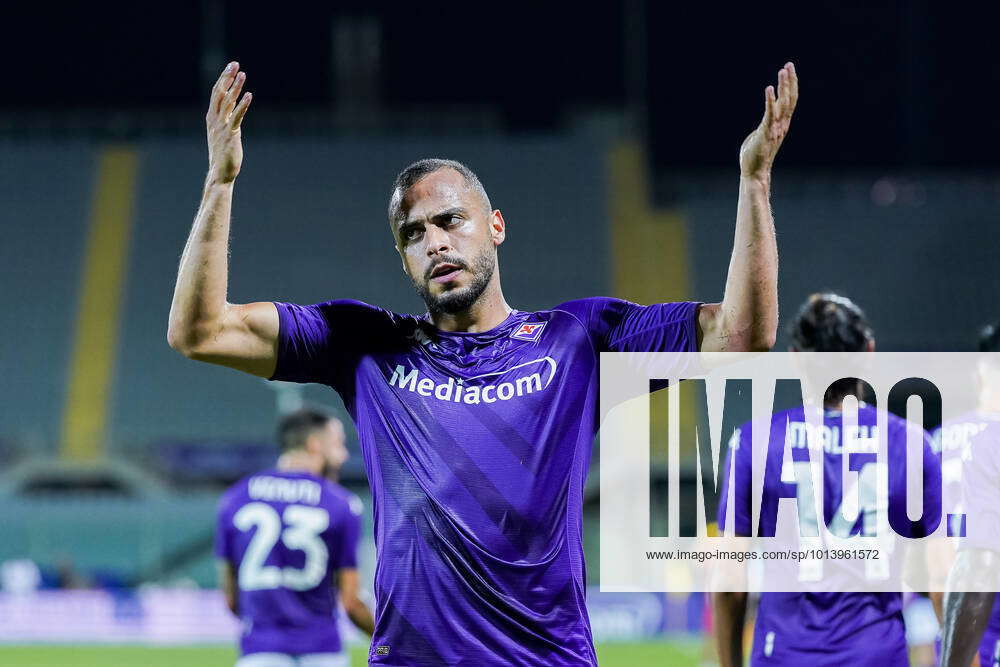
[942,549,1000,666]
[345,598,376,635]
[718,175,778,351]
[217,560,240,617]
[942,591,994,667]
[167,178,235,353]
[929,590,944,623]
[712,591,746,667]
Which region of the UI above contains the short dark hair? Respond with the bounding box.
[979,322,1000,352]
[276,408,332,453]
[387,158,491,225]
[790,292,873,352]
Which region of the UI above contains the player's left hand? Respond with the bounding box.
[739,62,798,179]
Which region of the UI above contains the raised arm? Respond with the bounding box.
[698,62,798,352]
[167,61,279,378]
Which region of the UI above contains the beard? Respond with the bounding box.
[413,248,496,316]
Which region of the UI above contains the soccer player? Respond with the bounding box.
[216,408,374,667]
[713,293,942,666]
[169,60,797,665]
[940,324,1000,667]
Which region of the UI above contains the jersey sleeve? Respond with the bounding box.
[961,436,1000,552]
[554,297,701,353]
[330,494,363,570]
[269,299,398,393]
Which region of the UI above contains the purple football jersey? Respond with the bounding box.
[215,469,363,656]
[719,403,942,666]
[941,413,1000,666]
[269,297,699,666]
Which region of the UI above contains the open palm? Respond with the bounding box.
[206,62,253,184]
[740,62,798,178]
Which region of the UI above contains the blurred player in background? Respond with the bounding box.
[714,293,942,666]
[940,324,1000,667]
[169,60,797,665]
[216,408,374,667]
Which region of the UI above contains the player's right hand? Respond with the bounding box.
[206,61,252,185]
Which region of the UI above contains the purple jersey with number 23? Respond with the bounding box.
[269,297,698,666]
[216,470,362,656]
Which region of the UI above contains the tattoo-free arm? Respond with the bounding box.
[712,591,747,667]
[699,63,797,353]
[337,568,375,636]
[217,559,239,616]
[942,548,1000,667]
[166,61,280,378]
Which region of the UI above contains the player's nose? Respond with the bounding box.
[424,226,452,256]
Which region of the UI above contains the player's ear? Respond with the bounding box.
[490,209,505,246]
[395,245,410,276]
[305,433,322,456]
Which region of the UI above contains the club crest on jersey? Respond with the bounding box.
[511,322,546,341]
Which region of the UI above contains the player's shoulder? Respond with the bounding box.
[550,296,629,323]
[217,471,260,513]
[742,404,806,431]
[822,403,916,440]
[308,299,415,328]
[958,412,1000,463]
[936,411,1000,435]
[278,298,422,337]
[227,469,266,493]
[504,300,605,343]
[534,296,636,336]
[928,412,979,454]
[321,480,364,518]
[730,405,804,451]
[877,405,928,437]
[859,407,940,459]
[551,296,700,341]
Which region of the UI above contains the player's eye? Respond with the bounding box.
[402,226,423,242]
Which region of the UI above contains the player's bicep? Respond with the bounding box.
[186,301,279,378]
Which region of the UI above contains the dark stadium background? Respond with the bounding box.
[1,2,998,665]
[9,1,1000,166]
